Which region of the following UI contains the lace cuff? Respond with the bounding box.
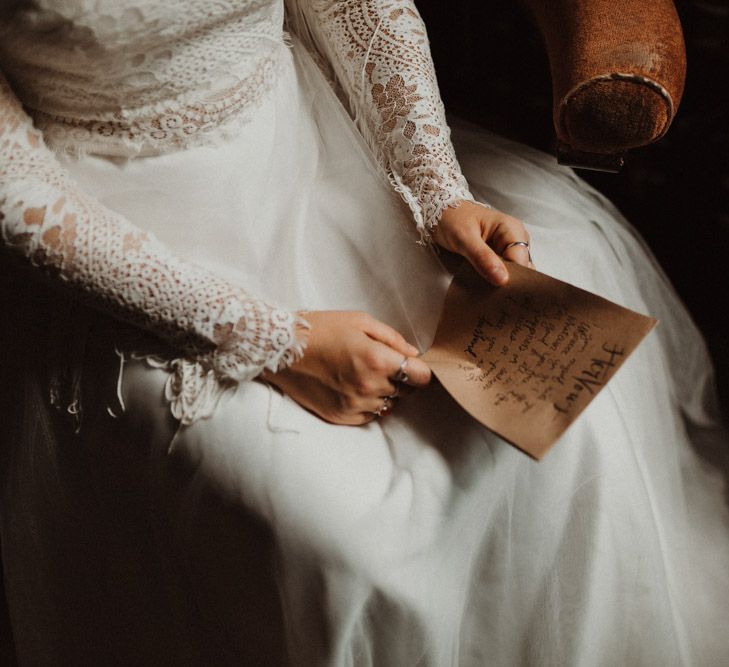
[288,0,478,241]
[1,71,308,424]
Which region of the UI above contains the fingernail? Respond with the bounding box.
[488,265,507,284]
[407,344,419,356]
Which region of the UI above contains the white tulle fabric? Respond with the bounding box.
[1,2,729,666]
[0,2,308,423]
[0,0,478,421]
[0,72,308,423]
[287,0,475,238]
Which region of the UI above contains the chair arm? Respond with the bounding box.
[522,0,686,170]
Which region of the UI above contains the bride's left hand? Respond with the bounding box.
[432,200,534,286]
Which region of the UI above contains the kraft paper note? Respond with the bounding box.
[421,262,657,460]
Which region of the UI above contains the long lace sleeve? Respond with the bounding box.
[287,0,478,241]
[0,71,308,424]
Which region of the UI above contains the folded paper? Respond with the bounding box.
[421,262,657,459]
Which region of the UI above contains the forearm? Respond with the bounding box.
[0,72,307,385]
[288,0,476,240]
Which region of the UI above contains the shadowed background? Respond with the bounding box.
[1,0,728,662]
[417,0,729,413]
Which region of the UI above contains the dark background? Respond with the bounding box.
[1,0,728,662]
[417,0,729,413]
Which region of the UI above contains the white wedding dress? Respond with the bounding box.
[1,1,728,665]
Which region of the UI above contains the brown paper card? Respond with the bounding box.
[421,262,657,460]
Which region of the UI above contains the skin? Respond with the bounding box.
[264,200,533,424]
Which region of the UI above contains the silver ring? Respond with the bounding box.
[391,357,410,384]
[374,396,393,417]
[500,240,530,255]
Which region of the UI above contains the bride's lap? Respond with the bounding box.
[114,358,445,571]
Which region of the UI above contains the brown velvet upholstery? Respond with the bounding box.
[523,0,686,169]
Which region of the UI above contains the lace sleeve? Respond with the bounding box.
[287,0,479,242]
[0,71,308,423]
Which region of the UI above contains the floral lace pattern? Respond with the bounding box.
[0,0,287,156]
[288,0,477,239]
[32,53,285,158]
[0,0,478,424]
[0,71,308,425]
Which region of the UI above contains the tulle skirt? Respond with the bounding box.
[2,41,728,666]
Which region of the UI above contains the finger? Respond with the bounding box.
[489,218,531,268]
[269,372,348,423]
[264,367,376,426]
[322,391,375,425]
[360,315,419,357]
[352,339,415,398]
[501,242,531,266]
[364,395,397,416]
[399,356,431,387]
[355,374,398,398]
[332,412,374,426]
[371,344,431,388]
[385,383,401,398]
[457,228,509,285]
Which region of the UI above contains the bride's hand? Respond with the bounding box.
[432,200,534,285]
[261,311,430,425]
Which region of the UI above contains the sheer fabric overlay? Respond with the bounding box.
[0,2,728,666]
[0,0,485,422]
[0,70,308,425]
[287,0,477,239]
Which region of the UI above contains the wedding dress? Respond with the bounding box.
[1,1,728,665]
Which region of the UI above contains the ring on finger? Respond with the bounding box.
[391,357,409,384]
[500,240,530,255]
[500,240,532,263]
[374,396,394,417]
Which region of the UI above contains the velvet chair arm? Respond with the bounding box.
[522,0,686,171]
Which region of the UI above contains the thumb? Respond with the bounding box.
[457,228,509,286]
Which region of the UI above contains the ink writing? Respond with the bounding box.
[459,290,629,418]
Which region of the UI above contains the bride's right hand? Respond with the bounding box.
[261,310,430,425]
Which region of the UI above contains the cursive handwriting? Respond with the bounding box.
[553,343,625,414]
[457,287,627,420]
[465,315,496,358]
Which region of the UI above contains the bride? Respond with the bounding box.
[1,0,728,664]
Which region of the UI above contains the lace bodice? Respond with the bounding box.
[0,0,475,424]
[0,0,287,157]
[0,68,308,423]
